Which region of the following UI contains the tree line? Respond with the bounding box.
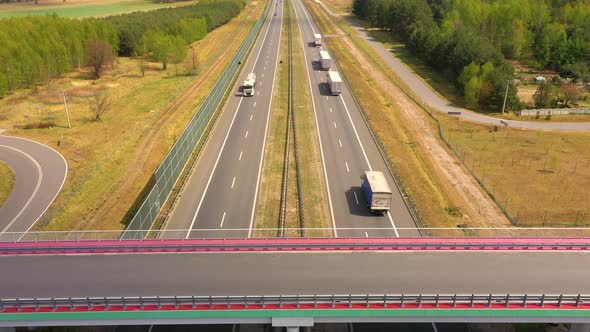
[0,15,118,96]
[105,0,242,56]
[0,0,243,97]
[353,0,590,111]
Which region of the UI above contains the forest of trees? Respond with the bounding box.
[0,0,243,97]
[353,0,590,111]
[0,16,118,97]
[106,0,242,56]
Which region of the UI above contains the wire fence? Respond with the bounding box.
[122,2,271,239]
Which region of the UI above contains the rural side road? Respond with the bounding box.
[0,135,67,236]
[316,0,590,131]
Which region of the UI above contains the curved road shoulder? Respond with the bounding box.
[0,135,67,235]
[315,0,590,131]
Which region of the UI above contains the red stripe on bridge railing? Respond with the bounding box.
[2,294,590,313]
[1,238,590,254]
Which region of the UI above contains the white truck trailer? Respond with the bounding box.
[362,171,392,213]
[314,33,322,46]
[243,72,256,96]
[319,51,331,70]
[327,71,342,95]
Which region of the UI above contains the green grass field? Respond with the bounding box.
[0,161,15,208]
[0,0,194,19]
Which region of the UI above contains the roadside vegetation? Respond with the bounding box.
[440,117,590,227]
[0,0,266,230]
[254,0,332,237]
[0,162,14,208]
[0,0,197,19]
[291,0,331,237]
[255,1,297,236]
[352,0,590,115]
[0,0,242,98]
[304,0,484,233]
[310,0,590,231]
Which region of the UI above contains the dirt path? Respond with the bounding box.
[312,1,510,227]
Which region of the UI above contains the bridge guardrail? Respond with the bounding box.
[2,237,590,254]
[2,294,589,312]
[122,1,271,239]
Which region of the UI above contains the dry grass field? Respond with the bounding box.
[0,0,266,231]
[0,161,15,208]
[0,0,196,18]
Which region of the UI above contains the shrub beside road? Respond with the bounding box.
[0,162,14,208]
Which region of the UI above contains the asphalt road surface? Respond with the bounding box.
[165,0,283,239]
[0,136,67,237]
[292,0,418,237]
[315,0,590,131]
[1,251,589,298]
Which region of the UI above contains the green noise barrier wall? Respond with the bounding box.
[123,3,270,239]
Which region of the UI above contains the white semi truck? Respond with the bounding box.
[314,33,322,46]
[243,73,256,96]
[327,71,342,95]
[319,51,331,70]
[362,171,392,213]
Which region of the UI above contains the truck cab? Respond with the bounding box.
[243,72,256,96]
[314,33,322,47]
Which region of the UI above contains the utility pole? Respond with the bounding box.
[61,91,71,129]
[501,80,511,115]
[190,46,197,76]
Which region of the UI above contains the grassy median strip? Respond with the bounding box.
[0,162,15,208]
[254,0,296,237]
[291,0,332,237]
[0,1,267,231]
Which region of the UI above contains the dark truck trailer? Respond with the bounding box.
[362,171,392,213]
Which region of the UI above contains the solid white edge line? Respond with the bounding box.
[247,0,283,238]
[431,323,439,332]
[185,96,245,238]
[185,4,276,239]
[0,136,68,238]
[293,0,337,237]
[298,0,400,238]
[0,145,43,233]
[338,94,372,171]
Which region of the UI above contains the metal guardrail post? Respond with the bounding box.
[558,294,563,307]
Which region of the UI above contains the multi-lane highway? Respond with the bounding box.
[289,0,417,237]
[1,250,589,298]
[165,0,419,238]
[0,136,67,235]
[165,0,283,238]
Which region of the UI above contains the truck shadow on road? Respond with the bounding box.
[345,187,375,217]
[318,82,331,96]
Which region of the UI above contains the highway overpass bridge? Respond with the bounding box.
[1,237,590,330]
